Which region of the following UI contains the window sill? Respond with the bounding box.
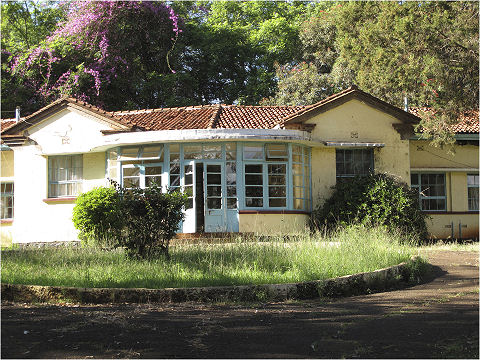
[43,197,77,203]
[1,219,13,224]
[239,210,311,215]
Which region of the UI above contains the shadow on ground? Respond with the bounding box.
[2,250,478,359]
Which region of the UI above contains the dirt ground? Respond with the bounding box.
[1,250,478,359]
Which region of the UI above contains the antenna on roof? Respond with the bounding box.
[15,106,20,122]
[404,96,409,112]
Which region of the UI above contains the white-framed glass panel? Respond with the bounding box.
[467,174,479,211]
[411,173,446,211]
[184,163,194,209]
[206,163,222,209]
[1,183,14,219]
[336,149,374,178]
[226,161,237,209]
[169,144,181,191]
[48,155,83,198]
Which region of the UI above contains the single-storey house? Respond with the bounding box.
[1,86,478,245]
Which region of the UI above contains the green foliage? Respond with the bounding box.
[73,184,187,259]
[117,184,187,260]
[311,173,428,240]
[1,226,418,289]
[72,187,122,247]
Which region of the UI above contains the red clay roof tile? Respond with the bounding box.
[409,108,479,134]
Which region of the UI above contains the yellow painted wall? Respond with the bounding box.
[410,141,478,169]
[239,213,310,235]
[1,150,14,178]
[83,152,107,191]
[311,147,336,209]
[427,214,478,240]
[1,222,13,247]
[308,99,411,209]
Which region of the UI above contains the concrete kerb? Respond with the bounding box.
[1,256,422,304]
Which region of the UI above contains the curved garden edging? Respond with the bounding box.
[1,256,422,304]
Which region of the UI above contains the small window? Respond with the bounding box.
[245,163,264,207]
[1,183,14,219]
[411,173,446,211]
[336,149,373,179]
[266,144,287,161]
[468,174,479,211]
[243,145,264,160]
[48,155,83,197]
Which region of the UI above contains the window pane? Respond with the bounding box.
[142,145,163,160]
[294,198,304,210]
[207,173,221,184]
[203,145,221,159]
[245,174,263,185]
[246,198,263,207]
[243,145,263,160]
[123,167,140,177]
[246,186,263,197]
[207,186,221,196]
[124,177,140,188]
[268,175,285,186]
[269,186,286,197]
[207,164,221,173]
[170,175,180,187]
[245,164,262,173]
[146,177,162,188]
[170,163,180,174]
[207,198,221,209]
[227,186,236,197]
[268,164,286,174]
[227,198,237,209]
[120,147,140,160]
[225,143,237,160]
[468,187,479,211]
[266,144,287,160]
[269,198,286,207]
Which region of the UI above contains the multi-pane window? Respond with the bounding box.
[1,183,14,219]
[245,163,264,207]
[467,174,479,211]
[48,155,83,197]
[292,145,311,210]
[115,145,164,189]
[336,149,373,179]
[411,173,446,211]
[169,144,181,191]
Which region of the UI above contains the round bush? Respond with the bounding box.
[72,186,122,247]
[311,173,428,240]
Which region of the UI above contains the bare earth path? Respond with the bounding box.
[1,250,478,359]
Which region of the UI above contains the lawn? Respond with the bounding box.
[1,226,418,289]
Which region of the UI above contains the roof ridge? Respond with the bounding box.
[207,104,222,129]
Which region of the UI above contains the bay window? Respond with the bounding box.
[1,183,14,219]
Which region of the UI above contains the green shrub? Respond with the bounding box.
[311,173,428,240]
[117,183,187,259]
[72,186,122,247]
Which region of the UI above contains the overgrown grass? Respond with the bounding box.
[420,240,479,252]
[1,226,418,289]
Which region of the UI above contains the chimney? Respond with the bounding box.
[15,106,21,122]
[403,97,409,112]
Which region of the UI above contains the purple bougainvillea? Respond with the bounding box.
[10,1,181,109]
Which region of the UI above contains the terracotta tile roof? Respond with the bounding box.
[113,104,305,131]
[409,108,479,134]
[113,105,221,131]
[216,105,305,129]
[1,119,17,131]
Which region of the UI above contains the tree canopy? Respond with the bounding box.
[2,0,478,141]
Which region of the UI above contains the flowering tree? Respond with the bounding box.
[8,1,181,112]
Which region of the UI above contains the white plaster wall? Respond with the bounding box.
[28,108,114,154]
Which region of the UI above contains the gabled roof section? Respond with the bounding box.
[279,85,421,128]
[1,97,133,136]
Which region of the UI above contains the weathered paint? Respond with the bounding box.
[308,99,411,210]
[238,213,310,235]
[410,140,478,170]
[426,213,479,240]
